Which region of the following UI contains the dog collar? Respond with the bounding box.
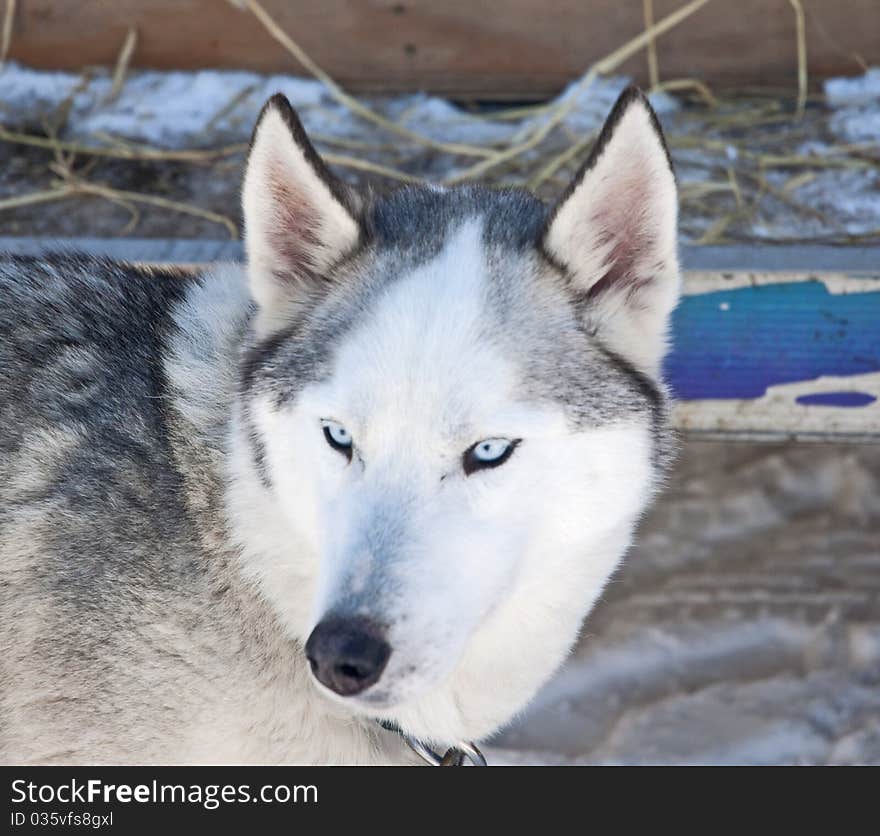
[378,721,488,766]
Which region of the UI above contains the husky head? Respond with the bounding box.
[232,88,679,746]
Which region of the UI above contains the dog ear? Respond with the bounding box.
[542,86,680,378]
[242,94,362,328]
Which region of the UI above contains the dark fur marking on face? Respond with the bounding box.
[239,323,300,398]
[368,185,547,255]
[475,241,663,442]
[238,319,324,491]
[240,185,549,409]
[592,342,673,473]
[244,408,272,490]
[239,172,674,488]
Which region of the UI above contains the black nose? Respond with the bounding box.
[305,617,391,697]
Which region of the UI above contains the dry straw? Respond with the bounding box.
[106,27,139,105]
[0,0,873,244]
[0,0,15,68]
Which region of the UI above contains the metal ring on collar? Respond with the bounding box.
[402,734,488,767]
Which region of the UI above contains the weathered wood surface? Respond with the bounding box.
[4,1,879,97]
[0,238,877,440]
[670,271,880,441]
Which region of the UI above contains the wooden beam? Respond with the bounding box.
[3,1,878,98]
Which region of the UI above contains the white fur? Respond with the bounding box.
[219,93,679,761]
[228,222,658,751]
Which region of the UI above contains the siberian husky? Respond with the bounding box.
[0,87,679,764]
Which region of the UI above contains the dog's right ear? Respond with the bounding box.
[242,94,362,328]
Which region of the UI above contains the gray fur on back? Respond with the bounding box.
[0,255,332,763]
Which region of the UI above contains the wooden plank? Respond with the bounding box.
[0,237,877,440]
[669,271,880,441]
[3,1,878,98]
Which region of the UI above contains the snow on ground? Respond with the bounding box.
[1,62,878,244]
[0,62,677,155]
[825,67,880,144]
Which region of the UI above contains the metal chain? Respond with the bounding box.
[401,734,488,767]
[378,719,488,766]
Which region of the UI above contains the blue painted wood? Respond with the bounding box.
[665,281,880,401]
[795,391,877,407]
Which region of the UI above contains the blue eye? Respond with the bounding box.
[463,438,520,476]
[322,420,353,461]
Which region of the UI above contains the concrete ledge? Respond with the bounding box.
[1,238,878,273]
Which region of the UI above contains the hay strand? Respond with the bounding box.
[0,127,248,162]
[787,0,808,119]
[444,0,714,184]
[0,0,872,246]
[0,0,15,68]
[72,181,239,238]
[106,27,139,105]
[234,0,494,159]
[643,0,661,90]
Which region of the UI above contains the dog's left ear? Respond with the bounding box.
[542,86,680,378]
[242,94,363,329]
